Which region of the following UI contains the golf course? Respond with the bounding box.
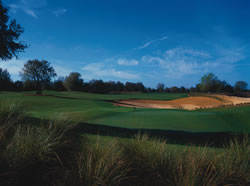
[1,0,250,184]
[1,91,250,133]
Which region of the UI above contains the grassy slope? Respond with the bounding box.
[0,91,250,133]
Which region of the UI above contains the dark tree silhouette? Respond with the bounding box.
[199,73,219,93]
[21,60,57,94]
[0,0,27,61]
[0,68,12,90]
[52,77,66,91]
[116,81,125,92]
[234,81,248,94]
[157,83,165,92]
[63,72,84,91]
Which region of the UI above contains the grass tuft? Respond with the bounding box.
[72,137,130,186]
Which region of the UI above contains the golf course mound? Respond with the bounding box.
[116,95,250,110]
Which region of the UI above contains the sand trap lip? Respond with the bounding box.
[114,95,250,110]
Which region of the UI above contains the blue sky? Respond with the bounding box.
[1,0,250,88]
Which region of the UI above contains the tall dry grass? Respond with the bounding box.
[0,102,249,186]
[0,102,84,186]
[71,138,130,186]
[119,134,250,186]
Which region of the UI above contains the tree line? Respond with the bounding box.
[0,59,248,95]
[157,73,248,95]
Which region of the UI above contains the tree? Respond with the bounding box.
[157,83,165,92]
[125,82,134,92]
[0,67,12,90]
[0,0,27,61]
[13,80,23,91]
[89,79,107,93]
[63,72,84,91]
[21,59,57,94]
[234,81,248,94]
[52,77,66,91]
[135,82,145,92]
[170,86,179,93]
[23,79,36,91]
[180,86,186,93]
[116,81,125,92]
[199,73,219,93]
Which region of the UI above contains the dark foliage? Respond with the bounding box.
[0,68,12,90]
[234,81,248,94]
[0,0,27,61]
[63,72,84,91]
[20,59,57,94]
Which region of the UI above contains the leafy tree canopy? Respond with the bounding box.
[0,67,11,81]
[20,59,57,94]
[157,83,165,92]
[63,72,84,91]
[0,0,27,61]
[234,81,248,93]
[199,73,219,92]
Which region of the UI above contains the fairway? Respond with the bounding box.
[0,91,250,133]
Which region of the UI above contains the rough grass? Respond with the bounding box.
[72,138,130,186]
[0,102,249,186]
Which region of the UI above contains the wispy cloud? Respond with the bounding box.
[159,36,169,40]
[117,58,139,66]
[82,63,140,80]
[8,0,48,18]
[9,3,38,18]
[24,8,38,18]
[136,35,168,50]
[142,47,244,78]
[164,47,211,58]
[137,40,154,50]
[53,8,67,17]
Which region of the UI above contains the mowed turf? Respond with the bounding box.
[0,91,250,133]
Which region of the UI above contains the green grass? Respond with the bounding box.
[0,91,250,133]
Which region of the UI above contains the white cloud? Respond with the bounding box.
[0,58,25,76]
[159,36,168,40]
[53,8,67,17]
[53,65,72,77]
[164,47,211,58]
[136,35,168,50]
[137,40,154,50]
[9,3,38,18]
[82,63,140,80]
[142,47,244,78]
[8,0,48,18]
[117,58,139,66]
[23,8,38,18]
[215,48,244,64]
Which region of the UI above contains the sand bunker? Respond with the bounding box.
[215,95,250,106]
[115,95,250,110]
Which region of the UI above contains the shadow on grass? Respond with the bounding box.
[28,117,249,148]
